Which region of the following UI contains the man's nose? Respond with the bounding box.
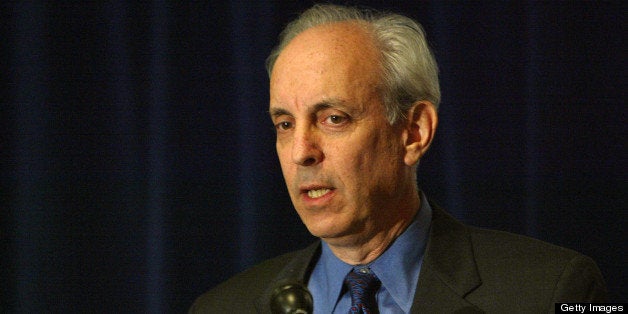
[292,127,323,166]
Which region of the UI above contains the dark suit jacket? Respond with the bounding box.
[190,204,607,313]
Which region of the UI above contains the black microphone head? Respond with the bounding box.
[270,282,313,314]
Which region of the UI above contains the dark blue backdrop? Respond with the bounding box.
[2,1,625,312]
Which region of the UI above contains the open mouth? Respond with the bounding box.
[307,188,331,199]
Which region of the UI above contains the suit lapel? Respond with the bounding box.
[253,203,483,313]
[254,242,321,313]
[411,204,483,313]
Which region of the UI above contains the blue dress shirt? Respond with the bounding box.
[307,192,432,314]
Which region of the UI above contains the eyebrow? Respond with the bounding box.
[313,98,358,117]
[269,107,292,118]
[315,98,346,110]
[312,101,338,112]
[269,98,350,118]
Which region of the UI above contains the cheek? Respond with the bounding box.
[276,146,293,179]
[279,158,293,180]
[328,142,375,191]
[276,140,290,162]
[354,132,404,180]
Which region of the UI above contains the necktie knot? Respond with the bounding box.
[344,267,381,314]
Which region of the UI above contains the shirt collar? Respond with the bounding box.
[318,243,353,309]
[370,192,432,312]
[317,192,432,313]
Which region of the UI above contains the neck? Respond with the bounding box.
[324,190,420,265]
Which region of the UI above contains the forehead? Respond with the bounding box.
[269,21,382,108]
[277,21,378,67]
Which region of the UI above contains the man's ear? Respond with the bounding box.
[403,101,438,166]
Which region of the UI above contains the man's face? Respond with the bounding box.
[269,22,413,245]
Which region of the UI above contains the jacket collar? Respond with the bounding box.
[411,202,483,313]
[254,242,321,313]
[254,202,483,313]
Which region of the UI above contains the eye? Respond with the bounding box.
[275,120,293,131]
[324,114,349,125]
[327,115,345,124]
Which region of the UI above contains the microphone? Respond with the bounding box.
[270,282,313,314]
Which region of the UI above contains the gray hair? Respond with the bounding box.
[266,4,440,124]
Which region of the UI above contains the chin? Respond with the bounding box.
[297,206,355,238]
[305,219,357,241]
[304,220,343,239]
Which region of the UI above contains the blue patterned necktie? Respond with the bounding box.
[344,267,381,314]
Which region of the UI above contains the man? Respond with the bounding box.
[190,4,606,313]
